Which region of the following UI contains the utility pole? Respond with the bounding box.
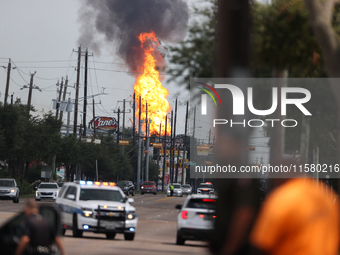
[56,78,63,118]
[170,109,174,183]
[4,58,15,105]
[144,102,148,181]
[93,97,96,139]
[116,99,131,153]
[59,76,69,121]
[83,49,88,138]
[133,93,136,149]
[73,46,81,136]
[193,106,196,139]
[123,99,126,132]
[182,101,189,185]
[145,119,151,181]
[137,96,142,191]
[117,108,120,144]
[27,71,37,112]
[173,98,178,183]
[162,115,168,191]
[157,123,161,185]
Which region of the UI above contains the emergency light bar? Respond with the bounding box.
[79,181,116,187]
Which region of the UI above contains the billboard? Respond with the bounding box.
[88,117,117,130]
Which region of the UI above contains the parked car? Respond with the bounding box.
[141,181,157,195]
[181,184,192,195]
[0,204,62,254]
[35,182,60,201]
[0,178,19,203]
[55,181,137,240]
[167,183,183,197]
[196,182,214,195]
[117,181,135,196]
[175,194,217,245]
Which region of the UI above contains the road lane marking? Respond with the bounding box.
[155,197,174,202]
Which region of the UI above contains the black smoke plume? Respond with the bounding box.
[78,0,189,74]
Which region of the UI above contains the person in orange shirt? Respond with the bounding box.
[250,176,339,255]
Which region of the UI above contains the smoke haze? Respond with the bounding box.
[78,0,189,73]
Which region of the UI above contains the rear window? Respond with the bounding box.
[186,198,216,210]
[117,181,129,187]
[198,183,213,188]
[173,184,181,189]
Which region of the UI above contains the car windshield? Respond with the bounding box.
[173,184,181,189]
[117,181,129,187]
[186,198,216,210]
[198,183,213,188]
[143,182,154,186]
[57,183,64,187]
[39,184,58,189]
[182,185,190,188]
[0,180,14,187]
[79,189,124,202]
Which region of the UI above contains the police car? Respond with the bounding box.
[55,181,137,240]
[196,182,214,195]
[175,194,216,245]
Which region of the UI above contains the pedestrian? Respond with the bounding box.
[170,183,174,197]
[15,199,66,255]
[249,159,340,255]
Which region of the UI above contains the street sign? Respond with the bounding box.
[119,140,129,145]
[152,143,163,148]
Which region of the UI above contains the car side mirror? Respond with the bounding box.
[127,198,134,203]
[66,194,75,200]
[175,204,182,210]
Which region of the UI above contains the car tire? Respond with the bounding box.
[124,233,135,241]
[127,190,129,196]
[35,199,40,201]
[62,229,66,236]
[132,190,135,196]
[176,233,185,245]
[141,192,144,195]
[106,233,116,239]
[13,195,19,203]
[153,192,157,195]
[72,214,83,238]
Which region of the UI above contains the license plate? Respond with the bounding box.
[106,225,116,230]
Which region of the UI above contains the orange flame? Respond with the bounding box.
[133,31,171,136]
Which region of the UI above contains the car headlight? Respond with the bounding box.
[10,189,15,193]
[126,213,136,220]
[141,186,144,189]
[54,191,58,196]
[82,208,93,217]
[36,191,40,196]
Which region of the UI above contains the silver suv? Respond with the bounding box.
[0,178,20,203]
[35,182,59,201]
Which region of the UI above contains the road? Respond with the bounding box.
[0,194,210,255]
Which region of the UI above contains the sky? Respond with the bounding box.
[0,0,210,137]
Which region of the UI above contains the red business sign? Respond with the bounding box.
[89,117,117,130]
